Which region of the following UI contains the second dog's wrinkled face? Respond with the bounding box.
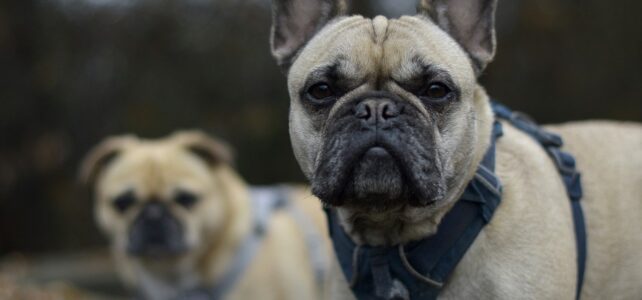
[83,132,233,260]
[272,1,497,210]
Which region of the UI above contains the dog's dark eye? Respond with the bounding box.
[307,82,336,102]
[113,192,136,213]
[175,191,199,209]
[420,82,452,100]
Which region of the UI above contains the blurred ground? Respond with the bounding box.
[0,250,125,299]
[0,0,640,297]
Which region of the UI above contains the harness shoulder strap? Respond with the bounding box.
[492,101,586,299]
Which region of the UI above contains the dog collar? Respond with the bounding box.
[325,102,586,300]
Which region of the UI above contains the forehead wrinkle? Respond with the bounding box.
[305,17,370,62]
[391,16,473,86]
[371,16,390,87]
[290,16,370,91]
[371,16,389,44]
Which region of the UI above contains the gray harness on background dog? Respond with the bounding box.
[179,186,328,300]
[326,102,586,300]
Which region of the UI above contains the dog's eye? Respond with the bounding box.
[175,191,199,209]
[307,82,335,102]
[420,82,452,100]
[112,192,136,213]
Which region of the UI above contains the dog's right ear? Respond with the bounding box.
[80,135,137,186]
[270,0,349,72]
[417,0,498,75]
[171,130,234,168]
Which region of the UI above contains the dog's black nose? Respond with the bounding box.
[140,202,166,220]
[128,202,186,257]
[354,99,401,125]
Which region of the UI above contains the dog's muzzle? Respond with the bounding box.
[312,91,444,208]
[127,201,187,257]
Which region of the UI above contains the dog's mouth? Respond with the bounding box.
[344,145,408,208]
[127,228,188,259]
[127,202,189,259]
[312,130,446,209]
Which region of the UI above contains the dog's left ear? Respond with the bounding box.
[418,0,497,75]
[80,135,137,186]
[172,131,234,168]
[270,0,349,72]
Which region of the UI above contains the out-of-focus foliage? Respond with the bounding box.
[0,0,640,254]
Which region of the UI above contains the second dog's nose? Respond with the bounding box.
[354,99,400,124]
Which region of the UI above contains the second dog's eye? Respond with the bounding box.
[425,83,450,98]
[420,82,452,100]
[307,82,335,102]
[175,191,199,209]
[112,191,136,213]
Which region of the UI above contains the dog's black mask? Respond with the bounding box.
[127,201,187,258]
[311,92,446,210]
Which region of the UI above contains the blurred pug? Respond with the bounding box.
[270,0,642,299]
[81,131,330,300]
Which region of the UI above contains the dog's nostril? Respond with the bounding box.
[354,102,372,120]
[354,99,400,122]
[379,100,400,120]
[381,102,399,119]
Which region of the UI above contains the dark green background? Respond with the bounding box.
[1,0,640,254]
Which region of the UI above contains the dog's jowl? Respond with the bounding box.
[270,0,642,299]
[81,131,331,300]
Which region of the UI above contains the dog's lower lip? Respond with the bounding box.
[364,146,390,158]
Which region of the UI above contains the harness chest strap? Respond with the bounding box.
[327,102,586,300]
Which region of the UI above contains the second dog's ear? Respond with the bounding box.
[173,131,234,168]
[270,0,348,72]
[418,0,498,75]
[80,135,137,186]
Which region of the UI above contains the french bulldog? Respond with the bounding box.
[81,131,330,300]
[269,0,642,299]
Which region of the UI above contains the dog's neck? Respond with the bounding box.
[133,257,200,300]
[335,88,494,246]
[197,167,254,283]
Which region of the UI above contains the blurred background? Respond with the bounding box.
[0,0,640,297]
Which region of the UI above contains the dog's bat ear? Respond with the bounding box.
[270,0,349,72]
[418,0,497,75]
[80,135,137,186]
[172,130,234,168]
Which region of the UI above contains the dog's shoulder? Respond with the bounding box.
[495,120,561,178]
[545,120,642,164]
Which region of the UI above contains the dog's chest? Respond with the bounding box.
[137,267,200,300]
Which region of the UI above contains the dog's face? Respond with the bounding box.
[271,0,497,210]
[81,132,233,260]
